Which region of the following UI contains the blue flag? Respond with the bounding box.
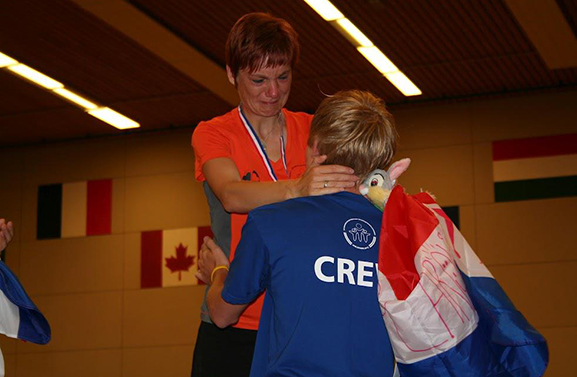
[0,261,51,344]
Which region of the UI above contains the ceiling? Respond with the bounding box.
[1,0,576,147]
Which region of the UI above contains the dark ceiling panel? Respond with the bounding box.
[129,0,577,109]
[0,107,122,146]
[288,70,406,113]
[128,0,377,79]
[0,70,68,114]
[112,92,233,128]
[0,0,206,103]
[1,0,576,146]
[0,0,234,146]
[557,0,577,38]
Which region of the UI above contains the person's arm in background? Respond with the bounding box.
[202,156,358,213]
[0,219,14,252]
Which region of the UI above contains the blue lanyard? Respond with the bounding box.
[238,106,288,181]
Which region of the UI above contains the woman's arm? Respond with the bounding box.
[203,156,358,213]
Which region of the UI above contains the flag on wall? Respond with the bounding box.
[377,186,548,376]
[37,179,113,239]
[492,134,577,202]
[141,226,213,289]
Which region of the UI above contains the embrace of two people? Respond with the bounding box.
[196,90,400,377]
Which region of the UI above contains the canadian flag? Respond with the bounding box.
[140,226,213,289]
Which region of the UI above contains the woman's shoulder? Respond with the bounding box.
[196,108,240,132]
[192,108,240,146]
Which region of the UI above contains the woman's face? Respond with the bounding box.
[228,63,292,119]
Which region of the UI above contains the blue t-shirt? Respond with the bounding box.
[222,192,395,377]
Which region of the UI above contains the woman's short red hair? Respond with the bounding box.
[226,13,300,78]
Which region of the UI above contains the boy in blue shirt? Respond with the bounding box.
[197,90,397,377]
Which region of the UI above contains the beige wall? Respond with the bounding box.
[1,129,208,376]
[1,89,576,376]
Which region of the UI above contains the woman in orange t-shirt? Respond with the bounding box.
[191,13,357,377]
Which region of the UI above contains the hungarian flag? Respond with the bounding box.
[37,179,113,239]
[492,133,577,202]
[140,226,213,289]
[378,186,548,376]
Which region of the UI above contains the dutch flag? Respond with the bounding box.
[378,186,548,377]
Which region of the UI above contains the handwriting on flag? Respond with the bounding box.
[381,228,478,355]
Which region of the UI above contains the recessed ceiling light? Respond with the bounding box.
[302,0,422,96]
[88,107,140,130]
[0,52,18,68]
[1,49,140,130]
[303,0,344,21]
[336,19,373,47]
[7,64,64,89]
[357,46,398,74]
[384,71,422,96]
[53,88,98,110]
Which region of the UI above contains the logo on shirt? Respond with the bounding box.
[242,170,261,182]
[342,218,376,250]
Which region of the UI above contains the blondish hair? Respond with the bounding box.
[309,90,398,179]
[225,12,300,78]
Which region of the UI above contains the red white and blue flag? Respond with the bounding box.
[378,186,548,376]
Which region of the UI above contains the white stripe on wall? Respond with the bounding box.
[162,227,198,287]
[61,181,87,238]
[493,154,577,182]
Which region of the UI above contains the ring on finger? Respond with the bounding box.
[323,181,329,188]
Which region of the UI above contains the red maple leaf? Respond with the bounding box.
[165,243,195,281]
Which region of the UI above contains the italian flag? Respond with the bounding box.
[140,226,213,289]
[37,179,112,239]
[492,134,577,202]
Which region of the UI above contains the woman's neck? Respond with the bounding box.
[241,106,284,142]
[253,115,280,136]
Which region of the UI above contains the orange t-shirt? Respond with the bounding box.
[192,107,312,330]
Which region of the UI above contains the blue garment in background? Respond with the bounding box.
[0,261,51,344]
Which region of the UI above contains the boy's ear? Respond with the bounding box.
[311,139,320,156]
